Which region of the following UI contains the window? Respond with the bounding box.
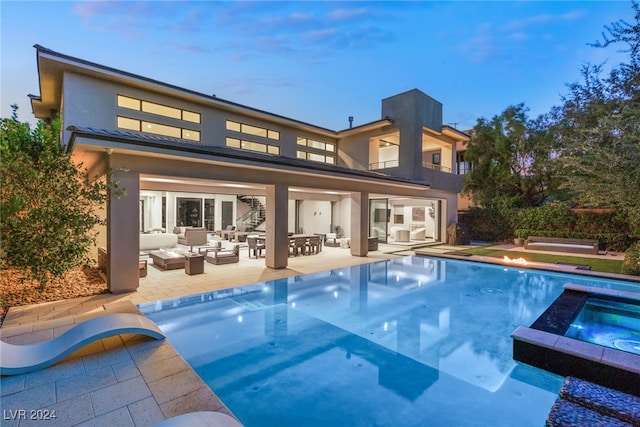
[297,151,335,164]
[226,120,280,141]
[117,94,201,124]
[432,153,441,165]
[296,137,336,164]
[117,116,201,141]
[226,137,280,155]
[297,137,335,152]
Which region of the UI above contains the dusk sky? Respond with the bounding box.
[1,1,634,131]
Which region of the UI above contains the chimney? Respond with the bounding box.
[348,116,353,128]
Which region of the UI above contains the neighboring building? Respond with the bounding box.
[29,45,470,293]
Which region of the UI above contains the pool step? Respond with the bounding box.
[546,377,640,427]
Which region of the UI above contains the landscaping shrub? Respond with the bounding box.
[458,206,513,242]
[621,243,640,276]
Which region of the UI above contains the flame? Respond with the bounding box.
[503,255,528,265]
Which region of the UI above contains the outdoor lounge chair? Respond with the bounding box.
[0,313,165,376]
[205,244,240,265]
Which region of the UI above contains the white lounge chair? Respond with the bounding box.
[154,411,243,427]
[0,313,165,376]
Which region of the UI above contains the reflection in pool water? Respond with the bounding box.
[140,256,637,427]
[565,296,640,355]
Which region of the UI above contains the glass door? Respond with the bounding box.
[369,198,388,243]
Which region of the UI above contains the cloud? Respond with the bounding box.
[70,1,399,63]
[329,7,369,21]
[502,10,584,31]
[457,9,586,64]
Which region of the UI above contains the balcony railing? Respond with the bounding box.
[422,162,451,173]
[369,160,453,173]
[369,160,399,170]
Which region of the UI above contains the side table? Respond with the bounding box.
[185,253,204,275]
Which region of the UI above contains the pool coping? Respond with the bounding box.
[414,250,640,283]
[511,285,640,397]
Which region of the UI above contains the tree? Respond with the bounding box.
[462,104,560,208]
[1,106,110,287]
[553,1,640,232]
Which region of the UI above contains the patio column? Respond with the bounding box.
[265,184,288,269]
[107,167,140,293]
[350,191,369,257]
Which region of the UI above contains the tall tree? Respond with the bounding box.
[462,104,559,208]
[1,106,111,287]
[553,0,640,232]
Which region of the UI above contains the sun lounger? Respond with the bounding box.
[0,313,165,376]
[153,411,243,427]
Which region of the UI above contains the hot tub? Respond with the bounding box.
[565,296,640,355]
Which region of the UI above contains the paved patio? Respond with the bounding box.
[2,242,637,426]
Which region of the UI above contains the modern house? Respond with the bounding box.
[29,45,470,293]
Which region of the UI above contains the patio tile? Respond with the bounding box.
[24,357,85,388]
[75,407,134,427]
[4,329,53,345]
[56,367,117,402]
[19,393,95,427]
[82,345,132,373]
[129,341,176,367]
[31,315,74,332]
[147,369,205,405]
[0,381,56,415]
[68,339,105,359]
[0,323,33,338]
[159,385,227,419]
[112,360,142,383]
[0,374,25,397]
[90,376,151,416]
[101,335,125,350]
[138,355,189,383]
[128,396,165,427]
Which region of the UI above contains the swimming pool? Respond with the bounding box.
[139,256,639,426]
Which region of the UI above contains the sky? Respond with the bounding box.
[1,1,635,131]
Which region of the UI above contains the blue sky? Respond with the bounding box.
[1,1,634,130]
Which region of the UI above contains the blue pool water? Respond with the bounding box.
[566,296,640,355]
[139,256,639,427]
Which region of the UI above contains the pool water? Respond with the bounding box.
[565,296,640,355]
[139,256,638,427]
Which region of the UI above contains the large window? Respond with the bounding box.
[117,94,200,123]
[117,116,200,141]
[226,137,280,155]
[226,120,280,140]
[296,137,336,164]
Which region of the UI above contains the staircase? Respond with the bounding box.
[236,195,266,232]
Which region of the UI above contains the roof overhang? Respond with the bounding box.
[67,126,431,192]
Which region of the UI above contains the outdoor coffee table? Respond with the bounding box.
[149,250,186,270]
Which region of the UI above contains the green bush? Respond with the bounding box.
[1,106,113,287]
[622,243,640,276]
[458,207,513,242]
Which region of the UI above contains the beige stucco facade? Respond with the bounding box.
[30,45,469,293]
